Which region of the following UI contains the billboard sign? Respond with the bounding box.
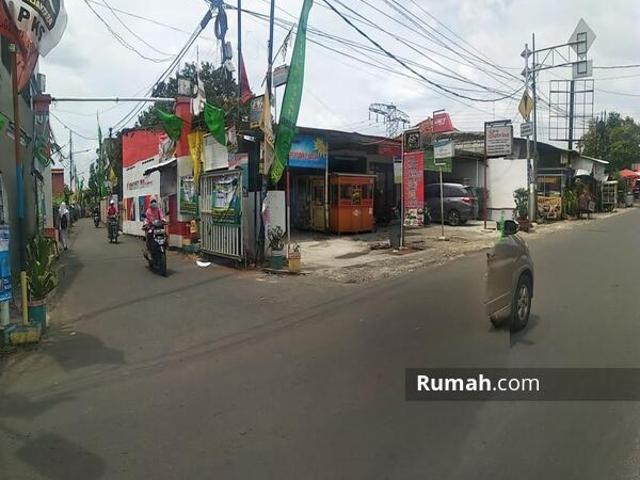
[485,122,513,157]
[288,135,328,169]
[403,151,424,227]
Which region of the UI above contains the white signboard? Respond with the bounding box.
[520,122,533,137]
[434,139,454,160]
[485,124,513,157]
[393,157,402,184]
[203,134,229,171]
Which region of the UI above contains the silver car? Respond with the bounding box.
[486,220,534,331]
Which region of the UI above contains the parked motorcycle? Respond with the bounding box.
[93,212,100,228]
[108,216,119,244]
[143,219,167,276]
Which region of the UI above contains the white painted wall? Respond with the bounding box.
[487,157,528,221]
[122,156,161,236]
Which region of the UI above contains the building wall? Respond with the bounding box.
[0,39,36,274]
[51,168,64,197]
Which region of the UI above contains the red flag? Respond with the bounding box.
[239,53,253,104]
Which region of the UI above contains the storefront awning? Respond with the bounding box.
[143,158,176,176]
[575,169,591,177]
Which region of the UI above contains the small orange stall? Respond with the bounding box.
[329,173,375,234]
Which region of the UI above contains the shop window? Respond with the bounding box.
[340,184,353,203]
[362,184,373,200]
[351,186,362,205]
[330,184,338,205]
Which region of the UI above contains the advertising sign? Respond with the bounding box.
[0,225,11,302]
[403,128,421,152]
[393,156,402,184]
[211,172,242,225]
[229,153,249,197]
[433,139,454,162]
[180,176,198,215]
[250,95,264,128]
[485,122,513,157]
[403,151,424,227]
[432,111,454,133]
[289,135,328,169]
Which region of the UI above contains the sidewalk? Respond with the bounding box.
[295,207,636,284]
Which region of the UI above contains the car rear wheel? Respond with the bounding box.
[447,209,461,226]
[510,275,532,331]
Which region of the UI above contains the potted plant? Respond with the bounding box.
[513,188,530,231]
[288,242,302,273]
[267,226,286,270]
[26,235,58,331]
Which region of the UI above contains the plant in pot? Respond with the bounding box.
[513,188,530,231]
[267,226,286,270]
[288,242,302,273]
[26,235,58,331]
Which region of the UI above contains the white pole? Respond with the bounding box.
[400,131,405,247]
[439,166,446,240]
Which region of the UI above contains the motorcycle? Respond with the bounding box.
[93,212,100,228]
[143,219,167,276]
[108,216,119,244]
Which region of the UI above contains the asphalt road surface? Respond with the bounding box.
[2,212,640,479]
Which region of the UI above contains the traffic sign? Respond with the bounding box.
[518,91,533,120]
[520,122,533,137]
[569,19,596,56]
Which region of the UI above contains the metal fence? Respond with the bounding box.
[199,171,244,260]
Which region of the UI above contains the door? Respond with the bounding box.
[486,236,520,316]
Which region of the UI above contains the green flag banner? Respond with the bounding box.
[204,103,226,145]
[0,113,8,133]
[155,108,183,141]
[271,0,314,184]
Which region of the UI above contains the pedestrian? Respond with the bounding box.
[59,202,70,250]
[578,188,591,220]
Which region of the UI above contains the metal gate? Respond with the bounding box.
[199,171,244,260]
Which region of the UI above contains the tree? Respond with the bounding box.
[580,112,640,172]
[135,62,246,130]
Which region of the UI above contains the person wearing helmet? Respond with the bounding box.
[107,199,117,219]
[143,198,166,251]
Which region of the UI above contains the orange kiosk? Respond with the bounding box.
[329,173,375,234]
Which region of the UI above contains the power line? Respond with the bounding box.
[594,64,640,70]
[99,0,173,56]
[82,0,173,63]
[50,112,98,141]
[322,0,522,103]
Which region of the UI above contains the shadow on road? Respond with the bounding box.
[44,329,126,371]
[510,314,541,347]
[0,392,74,419]
[16,432,107,480]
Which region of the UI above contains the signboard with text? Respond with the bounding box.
[289,135,328,169]
[434,139,454,163]
[485,122,513,157]
[403,151,424,227]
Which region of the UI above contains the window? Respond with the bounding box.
[340,184,353,202]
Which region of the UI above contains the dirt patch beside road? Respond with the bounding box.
[300,207,636,284]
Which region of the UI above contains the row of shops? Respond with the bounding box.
[121,100,613,262]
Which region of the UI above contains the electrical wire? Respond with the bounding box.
[594,64,640,70]
[99,0,173,56]
[50,112,98,141]
[322,0,522,103]
[82,0,173,63]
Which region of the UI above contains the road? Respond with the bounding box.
[2,212,640,479]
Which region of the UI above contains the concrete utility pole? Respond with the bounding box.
[69,130,74,194]
[531,33,538,220]
[523,43,534,222]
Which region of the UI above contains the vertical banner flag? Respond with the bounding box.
[0,225,11,302]
[260,85,274,174]
[239,53,253,104]
[403,151,424,227]
[0,0,68,91]
[270,0,314,184]
[188,131,204,190]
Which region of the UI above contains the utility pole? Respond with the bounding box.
[69,130,74,194]
[523,42,534,222]
[237,0,242,129]
[258,0,275,264]
[10,44,28,324]
[568,79,576,150]
[531,33,538,220]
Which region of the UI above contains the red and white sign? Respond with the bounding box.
[403,151,424,227]
[433,112,454,133]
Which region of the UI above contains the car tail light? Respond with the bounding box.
[462,197,473,205]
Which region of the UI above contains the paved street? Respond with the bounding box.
[2,212,640,479]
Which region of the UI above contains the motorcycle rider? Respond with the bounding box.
[143,198,166,253]
[107,199,118,240]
